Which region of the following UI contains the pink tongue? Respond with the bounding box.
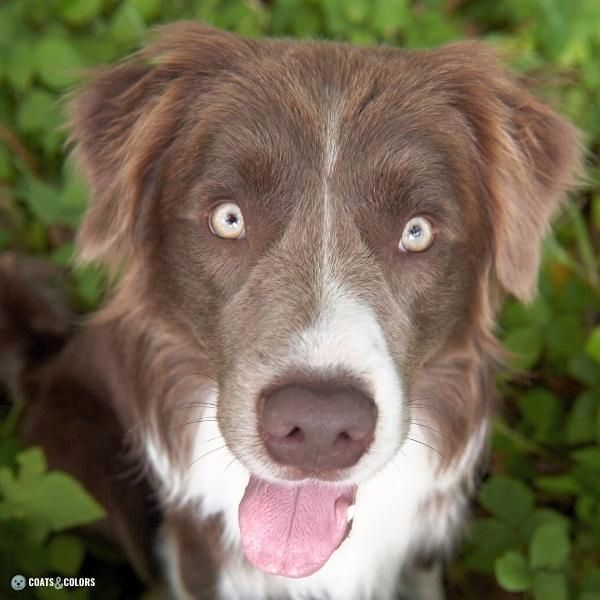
[239,476,354,578]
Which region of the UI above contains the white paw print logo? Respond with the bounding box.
[10,575,26,591]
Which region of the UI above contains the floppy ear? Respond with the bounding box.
[490,83,582,301]
[439,43,583,301]
[70,23,252,269]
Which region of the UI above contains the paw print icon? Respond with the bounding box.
[10,575,26,591]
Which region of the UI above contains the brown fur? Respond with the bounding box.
[2,23,581,598]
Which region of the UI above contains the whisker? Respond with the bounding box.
[398,448,412,469]
[114,461,146,482]
[223,457,237,473]
[406,402,453,418]
[407,437,446,460]
[192,434,225,448]
[161,402,218,413]
[408,420,450,440]
[168,418,219,432]
[187,445,228,470]
[167,371,219,386]
[216,453,243,493]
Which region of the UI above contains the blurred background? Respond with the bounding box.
[0,0,599,599]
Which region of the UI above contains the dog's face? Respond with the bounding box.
[71,24,579,578]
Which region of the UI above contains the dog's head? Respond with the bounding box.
[71,23,580,578]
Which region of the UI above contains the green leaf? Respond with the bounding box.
[0,228,11,250]
[16,447,47,488]
[572,448,600,469]
[17,89,60,133]
[6,39,36,92]
[575,494,598,523]
[51,242,75,267]
[479,476,535,527]
[566,391,599,444]
[59,0,103,26]
[495,551,532,592]
[546,312,584,368]
[530,523,570,569]
[593,196,600,230]
[586,326,600,364]
[110,3,146,44]
[0,140,12,179]
[503,326,544,370]
[0,465,18,500]
[75,37,121,64]
[518,389,561,442]
[536,475,580,495]
[47,534,85,575]
[24,220,49,253]
[22,472,105,531]
[370,0,409,35]
[582,569,600,594]
[533,572,568,600]
[58,165,89,226]
[129,0,161,21]
[343,0,369,24]
[19,176,62,225]
[72,265,104,311]
[0,437,21,469]
[522,509,570,545]
[19,168,87,227]
[502,297,550,329]
[568,352,600,387]
[35,37,84,89]
[464,518,516,572]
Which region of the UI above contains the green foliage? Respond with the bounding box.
[0,0,599,598]
[0,407,105,599]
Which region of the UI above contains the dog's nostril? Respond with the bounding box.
[286,426,303,441]
[260,383,377,475]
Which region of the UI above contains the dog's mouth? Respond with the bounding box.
[238,475,356,578]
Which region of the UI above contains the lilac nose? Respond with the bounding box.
[260,384,377,475]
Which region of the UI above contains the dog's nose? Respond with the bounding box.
[260,384,377,474]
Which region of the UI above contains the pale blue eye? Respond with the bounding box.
[400,217,434,252]
[209,202,245,239]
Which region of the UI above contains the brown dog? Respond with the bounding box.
[8,22,581,599]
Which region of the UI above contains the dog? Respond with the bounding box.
[3,22,581,600]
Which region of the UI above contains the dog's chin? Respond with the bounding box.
[238,474,357,578]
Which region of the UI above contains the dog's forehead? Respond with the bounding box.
[186,44,475,224]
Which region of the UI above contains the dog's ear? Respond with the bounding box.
[489,83,582,301]
[71,23,252,269]
[438,43,583,301]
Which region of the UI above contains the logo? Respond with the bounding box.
[10,575,26,591]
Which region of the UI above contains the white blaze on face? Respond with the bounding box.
[283,104,407,478]
[287,285,405,478]
[321,107,339,285]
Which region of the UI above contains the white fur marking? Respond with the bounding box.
[287,286,405,480]
[147,358,486,600]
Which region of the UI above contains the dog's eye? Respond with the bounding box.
[209,203,245,239]
[399,217,434,252]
